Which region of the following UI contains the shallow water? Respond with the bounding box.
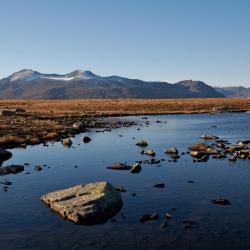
[1,113,250,249]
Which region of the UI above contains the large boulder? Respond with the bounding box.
[41,182,123,224]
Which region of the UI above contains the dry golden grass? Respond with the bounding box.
[0,98,249,116]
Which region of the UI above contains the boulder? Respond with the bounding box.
[0,149,12,161]
[41,182,122,224]
[0,165,24,176]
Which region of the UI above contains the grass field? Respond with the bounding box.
[0,98,249,149]
[0,98,250,116]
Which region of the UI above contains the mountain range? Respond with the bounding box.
[215,86,250,98]
[0,69,247,99]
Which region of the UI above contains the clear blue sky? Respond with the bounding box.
[0,0,249,86]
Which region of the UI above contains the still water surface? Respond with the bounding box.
[1,113,250,249]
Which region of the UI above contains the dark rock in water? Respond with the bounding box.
[160,222,169,228]
[34,165,42,171]
[201,134,219,140]
[83,136,91,143]
[140,213,159,223]
[187,180,195,183]
[61,138,73,147]
[115,186,127,192]
[0,149,12,161]
[165,147,179,155]
[212,198,231,205]
[107,163,131,170]
[41,182,122,224]
[131,192,136,197]
[141,149,156,157]
[136,140,148,147]
[228,157,237,162]
[0,165,24,176]
[165,213,172,219]
[130,163,142,173]
[0,179,12,185]
[154,183,165,188]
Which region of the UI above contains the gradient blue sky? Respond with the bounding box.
[0,0,249,86]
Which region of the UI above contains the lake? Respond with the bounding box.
[1,112,250,249]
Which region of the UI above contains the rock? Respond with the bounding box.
[142,149,156,157]
[115,186,127,192]
[165,147,179,155]
[0,149,12,161]
[201,134,219,140]
[160,222,169,228]
[130,163,142,173]
[34,165,42,171]
[73,122,84,130]
[189,143,211,152]
[0,165,24,176]
[107,163,131,170]
[165,213,172,219]
[61,138,72,147]
[154,183,165,188]
[0,179,12,185]
[136,140,148,147]
[187,180,195,183]
[190,151,206,158]
[0,110,16,116]
[212,198,231,205]
[41,181,122,224]
[228,157,237,162]
[15,108,26,113]
[83,136,91,143]
[140,213,159,223]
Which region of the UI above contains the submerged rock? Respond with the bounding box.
[136,140,148,147]
[140,213,159,223]
[212,198,231,205]
[0,165,24,176]
[41,181,122,224]
[107,163,131,170]
[154,183,165,188]
[34,165,42,171]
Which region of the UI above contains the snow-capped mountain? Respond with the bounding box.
[0,69,224,99]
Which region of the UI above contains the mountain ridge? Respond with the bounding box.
[0,69,225,99]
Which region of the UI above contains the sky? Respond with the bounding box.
[0,0,249,87]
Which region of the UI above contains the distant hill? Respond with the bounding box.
[215,86,250,98]
[0,69,224,99]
